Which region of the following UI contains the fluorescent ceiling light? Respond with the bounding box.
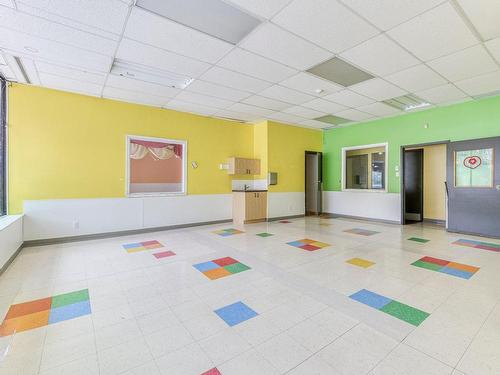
[136,0,261,45]
[111,59,193,89]
[314,114,351,125]
[383,94,430,111]
[307,57,374,87]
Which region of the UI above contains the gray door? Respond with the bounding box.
[447,137,500,238]
[305,152,322,215]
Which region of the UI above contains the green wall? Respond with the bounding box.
[323,95,500,193]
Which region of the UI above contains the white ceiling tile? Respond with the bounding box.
[416,83,469,104]
[175,91,234,109]
[350,79,408,101]
[0,6,118,56]
[334,108,373,121]
[103,86,167,107]
[358,102,401,116]
[241,95,293,110]
[302,98,347,113]
[340,34,420,76]
[187,80,251,101]
[323,90,375,107]
[341,0,446,31]
[17,0,130,36]
[428,45,498,82]
[239,23,332,70]
[486,37,500,61]
[226,0,292,19]
[258,84,315,105]
[214,109,262,122]
[116,39,210,78]
[217,48,297,83]
[385,64,447,92]
[388,3,478,61]
[0,65,15,80]
[0,52,5,65]
[454,71,500,96]
[227,102,274,116]
[124,8,233,64]
[273,0,379,53]
[19,58,40,84]
[200,66,272,93]
[165,99,218,116]
[0,0,14,8]
[283,106,325,119]
[298,119,329,129]
[39,72,103,96]
[279,72,343,97]
[457,0,500,40]
[0,27,113,72]
[267,112,304,125]
[36,61,107,85]
[106,74,179,98]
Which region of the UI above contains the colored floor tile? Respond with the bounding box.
[453,239,500,252]
[420,256,450,266]
[153,250,176,259]
[201,368,221,375]
[439,267,474,279]
[0,310,50,336]
[350,289,391,309]
[279,220,291,223]
[380,301,430,326]
[224,262,251,274]
[411,260,443,271]
[256,232,274,237]
[447,262,480,273]
[344,228,380,236]
[213,257,238,266]
[122,240,164,253]
[48,300,92,324]
[346,257,375,268]
[51,289,89,309]
[194,257,251,280]
[214,301,258,327]
[213,228,244,236]
[411,256,480,279]
[287,238,330,251]
[193,261,220,272]
[203,268,232,280]
[4,297,52,320]
[408,237,430,243]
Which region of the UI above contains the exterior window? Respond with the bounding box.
[343,144,387,191]
[126,135,187,196]
[0,78,6,216]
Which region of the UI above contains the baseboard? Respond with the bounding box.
[23,219,232,247]
[0,243,23,276]
[322,212,401,225]
[268,214,305,222]
[423,218,446,226]
[447,229,500,240]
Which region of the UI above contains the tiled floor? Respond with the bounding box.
[0,217,499,374]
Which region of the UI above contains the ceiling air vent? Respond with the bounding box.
[307,57,374,87]
[314,114,351,126]
[383,94,431,111]
[111,59,193,89]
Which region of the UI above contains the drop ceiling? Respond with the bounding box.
[0,0,499,130]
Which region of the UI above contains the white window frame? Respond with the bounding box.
[125,135,187,197]
[341,142,388,193]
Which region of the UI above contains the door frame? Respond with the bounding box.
[304,151,323,216]
[400,140,450,225]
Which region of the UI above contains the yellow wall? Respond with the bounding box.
[267,121,323,192]
[423,144,447,221]
[7,84,255,213]
[252,121,268,180]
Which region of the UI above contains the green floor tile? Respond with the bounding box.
[256,233,274,237]
[411,260,442,271]
[224,262,251,274]
[408,237,430,243]
[380,300,430,326]
[51,289,89,308]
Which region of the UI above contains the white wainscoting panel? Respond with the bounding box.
[323,191,401,222]
[268,192,305,219]
[0,215,23,269]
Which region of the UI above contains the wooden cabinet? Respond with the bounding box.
[233,191,267,224]
[228,157,261,175]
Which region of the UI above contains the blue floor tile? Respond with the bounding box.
[214,301,258,327]
[123,243,140,249]
[287,241,305,247]
[48,300,92,324]
[439,267,473,279]
[193,261,220,272]
[350,289,392,309]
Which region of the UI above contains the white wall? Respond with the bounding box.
[23,195,232,241]
[268,192,305,219]
[0,215,23,269]
[323,191,401,223]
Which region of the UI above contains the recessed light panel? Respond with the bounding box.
[307,57,374,87]
[383,94,430,111]
[136,0,261,45]
[314,114,351,125]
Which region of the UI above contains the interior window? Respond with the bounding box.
[344,145,387,191]
[127,136,187,196]
[0,77,6,216]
